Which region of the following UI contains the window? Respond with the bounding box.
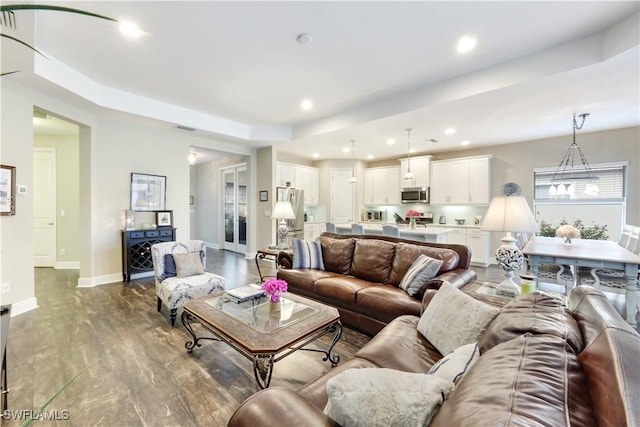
[533,162,628,240]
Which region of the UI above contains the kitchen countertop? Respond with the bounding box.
[335,223,455,235]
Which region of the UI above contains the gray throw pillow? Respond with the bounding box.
[418,281,500,355]
[172,252,205,277]
[323,368,454,427]
[398,254,443,297]
[291,238,324,270]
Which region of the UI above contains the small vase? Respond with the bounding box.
[564,237,572,246]
[269,301,281,316]
[409,217,416,230]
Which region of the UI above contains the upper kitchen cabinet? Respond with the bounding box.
[276,162,319,205]
[364,166,401,205]
[430,155,492,205]
[399,155,432,188]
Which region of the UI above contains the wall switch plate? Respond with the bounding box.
[17,185,27,195]
[1,282,10,294]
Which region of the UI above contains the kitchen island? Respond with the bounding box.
[334,223,454,243]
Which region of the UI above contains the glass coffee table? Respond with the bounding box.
[181,292,342,389]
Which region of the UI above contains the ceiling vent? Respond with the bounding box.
[176,124,196,132]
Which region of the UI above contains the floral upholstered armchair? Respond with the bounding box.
[151,240,225,326]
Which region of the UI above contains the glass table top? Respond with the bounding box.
[206,295,318,334]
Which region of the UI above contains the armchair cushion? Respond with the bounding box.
[173,251,205,277]
[164,254,177,279]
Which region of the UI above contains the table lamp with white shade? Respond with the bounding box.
[480,195,539,297]
[271,200,296,249]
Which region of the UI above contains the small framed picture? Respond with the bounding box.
[156,210,173,227]
[0,164,16,216]
[259,190,268,202]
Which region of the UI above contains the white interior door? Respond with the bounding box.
[222,164,247,254]
[330,168,354,224]
[33,148,56,267]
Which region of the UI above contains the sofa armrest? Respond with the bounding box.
[278,251,293,270]
[426,268,477,291]
[227,387,338,427]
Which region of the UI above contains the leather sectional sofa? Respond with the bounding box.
[228,286,639,426]
[277,233,478,335]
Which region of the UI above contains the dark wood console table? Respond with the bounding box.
[122,228,176,282]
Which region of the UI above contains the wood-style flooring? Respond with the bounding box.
[3,250,635,426]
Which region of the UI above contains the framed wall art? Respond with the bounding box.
[156,210,173,227]
[0,165,16,216]
[130,173,166,211]
[259,190,268,202]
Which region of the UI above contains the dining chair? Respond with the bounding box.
[325,222,337,233]
[382,225,400,237]
[351,223,365,235]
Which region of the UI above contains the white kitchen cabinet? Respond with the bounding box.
[446,228,467,246]
[466,229,491,266]
[430,155,491,205]
[364,166,401,205]
[399,155,431,188]
[276,162,319,205]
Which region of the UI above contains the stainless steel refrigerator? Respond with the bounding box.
[276,186,305,246]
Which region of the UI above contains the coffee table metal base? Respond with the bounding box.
[181,311,342,389]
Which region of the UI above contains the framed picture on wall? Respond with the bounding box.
[156,210,173,227]
[0,165,16,216]
[259,190,268,202]
[130,173,166,211]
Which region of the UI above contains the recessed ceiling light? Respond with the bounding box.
[312,153,319,158]
[300,99,313,110]
[387,138,396,145]
[457,35,477,53]
[461,140,470,146]
[342,147,350,153]
[367,154,374,160]
[445,128,456,135]
[119,21,143,38]
[296,33,312,44]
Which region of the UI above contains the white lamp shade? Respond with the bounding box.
[480,196,539,233]
[271,200,296,220]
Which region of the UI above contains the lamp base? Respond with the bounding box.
[495,232,524,297]
[277,219,289,249]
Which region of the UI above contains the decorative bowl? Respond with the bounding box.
[455,219,466,225]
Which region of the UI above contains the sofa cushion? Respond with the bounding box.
[430,334,597,427]
[356,285,422,323]
[324,368,454,427]
[319,236,356,274]
[314,276,376,308]
[172,252,205,277]
[350,239,396,283]
[278,269,340,295]
[479,291,584,355]
[388,242,460,286]
[418,281,500,355]
[291,238,324,270]
[427,342,479,385]
[398,254,443,297]
[356,315,442,372]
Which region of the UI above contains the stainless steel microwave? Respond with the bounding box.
[401,187,430,203]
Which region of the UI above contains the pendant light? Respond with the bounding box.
[349,139,358,184]
[549,113,599,197]
[403,128,414,181]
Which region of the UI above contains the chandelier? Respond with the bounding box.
[403,128,414,181]
[549,113,599,197]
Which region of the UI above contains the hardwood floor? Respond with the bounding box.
[3,250,635,426]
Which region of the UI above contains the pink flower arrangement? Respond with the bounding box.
[406,209,421,217]
[261,278,288,303]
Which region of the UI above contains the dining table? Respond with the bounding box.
[523,236,640,326]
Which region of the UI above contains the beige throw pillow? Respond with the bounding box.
[418,281,500,355]
[172,252,205,277]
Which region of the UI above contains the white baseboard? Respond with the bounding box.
[77,272,132,287]
[245,251,256,260]
[9,297,39,317]
[205,241,220,250]
[54,261,80,269]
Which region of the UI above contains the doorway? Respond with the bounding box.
[222,164,248,254]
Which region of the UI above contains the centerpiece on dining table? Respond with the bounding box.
[262,278,288,315]
[556,224,581,245]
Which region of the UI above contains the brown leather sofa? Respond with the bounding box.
[277,233,477,335]
[228,286,640,427]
